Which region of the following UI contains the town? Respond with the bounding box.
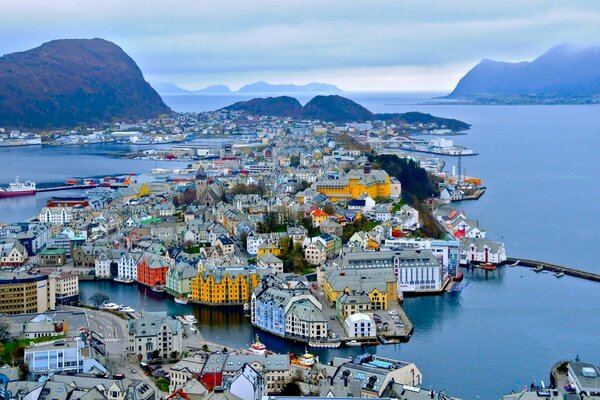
[0,109,595,400]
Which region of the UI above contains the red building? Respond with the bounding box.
[137,255,170,287]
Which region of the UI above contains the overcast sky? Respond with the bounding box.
[3,1,600,91]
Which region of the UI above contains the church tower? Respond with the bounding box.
[195,166,208,201]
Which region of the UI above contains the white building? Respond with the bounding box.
[229,363,265,400]
[344,313,376,338]
[460,238,506,265]
[39,207,73,225]
[127,312,183,361]
[118,252,141,281]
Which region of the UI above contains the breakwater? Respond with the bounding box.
[507,257,600,282]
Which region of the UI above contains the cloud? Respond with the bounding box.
[2,1,600,90]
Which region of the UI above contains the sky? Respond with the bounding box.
[2,1,600,92]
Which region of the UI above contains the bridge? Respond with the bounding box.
[506,257,600,282]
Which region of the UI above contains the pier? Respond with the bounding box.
[506,257,600,282]
[36,185,90,192]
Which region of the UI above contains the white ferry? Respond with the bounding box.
[0,177,36,198]
[100,302,120,310]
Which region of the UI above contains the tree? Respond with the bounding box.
[322,205,336,215]
[0,317,10,339]
[89,292,110,309]
[170,351,179,359]
[280,381,302,396]
[151,350,161,360]
[201,344,209,353]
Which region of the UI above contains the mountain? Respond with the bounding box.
[224,96,303,117]
[237,81,342,93]
[197,84,232,94]
[0,38,170,128]
[301,95,373,122]
[447,44,600,101]
[222,95,469,130]
[152,81,190,94]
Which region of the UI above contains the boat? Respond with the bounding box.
[480,263,497,271]
[151,285,166,293]
[64,179,79,186]
[0,177,36,198]
[47,196,90,208]
[533,265,544,273]
[453,271,464,282]
[174,296,188,305]
[100,302,120,310]
[248,335,267,355]
[243,303,250,311]
[309,340,341,348]
[183,315,197,324]
[292,350,317,367]
[554,272,565,278]
[113,277,135,284]
[118,305,136,313]
[345,340,363,347]
[508,260,520,267]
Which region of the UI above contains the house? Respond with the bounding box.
[216,236,236,256]
[256,253,284,274]
[348,231,369,251]
[0,240,28,267]
[310,209,329,227]
[222,354,290,394]
[319,218,342,237]
[304,240,327,265]
[166,262,198,296]
[38,247,66,267]
[127,312,183,361]
[344,313,376,338]
[347,194,376,213]
[169,354,207,393]
[324,268,397,310]
[229,363,265,400]
[137,254,172,287]
[370,204,391,222]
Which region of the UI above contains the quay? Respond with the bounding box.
[36,185,90,192]
[506,257,600,282]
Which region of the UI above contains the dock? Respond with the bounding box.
[506,257,600,282]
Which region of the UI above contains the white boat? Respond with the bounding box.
[554,272,565,278]
[346,340,363,347]
[243,303,250,311]
[114,277,135,284]
[248,335,267,355]
[118,305,136,313]
[151,286,166,293]
[100,302,120,310]
[174,296,188,305]
[183,315,197,324]
[309,341,341,348]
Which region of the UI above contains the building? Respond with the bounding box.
[336,291,371,320]
[50,272,79,305]
[191,267,259,306]
[39,207,73,225]
[459,238,507,265]
[344,313,376,338]
[324,268,398,310]
[304,240,327,266]
[256,253,284,274]
[23,314,66,340]
[137,254,171,287]
[38,247,67,267]
[0,272,56,314]
[50,374,155,400]
[383,238,460,277]
[166,261,197,296]
[223,354,290,394]
[338,249,446,293]
[228,363,265,400]
[567,362,600,397]
[315,163,391,202]
[0,240,28,267]
[117,251,143,281]
[127,312,183,361]
[169,355,207,393]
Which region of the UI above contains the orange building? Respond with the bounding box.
[137,255,172,287]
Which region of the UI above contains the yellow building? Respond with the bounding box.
[190,267,259,306]
[316,163,391,202]
[323,268,397,310]
[257,243,282,257]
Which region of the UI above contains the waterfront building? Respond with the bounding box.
[285,298,328,341]
[117,251,143,281]
[137,254,172,287]
[336,291,371,320]
[50,271,79,305]
[39,207,73,225]
[0,240,28,267]
[383,238,460,277]
[337,249,446,293]
[127,312,183,361]
[191,266,259,306]
[0,272,55,314]
[459,237,507,265]
[324,267,397,310]
[166,261,197,296]
[315,163,391,202]
[344,312,376,338]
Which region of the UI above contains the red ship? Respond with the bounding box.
[0,177,36,198]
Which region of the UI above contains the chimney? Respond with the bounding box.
[363,162,371,175]
[344,377,348,387]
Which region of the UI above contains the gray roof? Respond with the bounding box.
[325,267,396,294]
[223,354,290,372]
[128,312,182,337]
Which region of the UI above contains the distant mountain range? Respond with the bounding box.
[222,95,470,130]
[447,44,600,103]
[153,80,343,95]
[0,38,170,128]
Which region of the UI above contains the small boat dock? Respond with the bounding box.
[506,257,600,282]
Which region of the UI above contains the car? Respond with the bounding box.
[330,315,335,320]
[131,369,137,374]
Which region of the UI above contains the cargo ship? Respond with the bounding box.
[47,196,90,208]
[0,177,36,198]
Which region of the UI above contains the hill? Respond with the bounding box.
[222,95,469,129]
[237,81,342,93]
[447,44,600,102]
[0,38,171,127]
[224,96,303,117]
